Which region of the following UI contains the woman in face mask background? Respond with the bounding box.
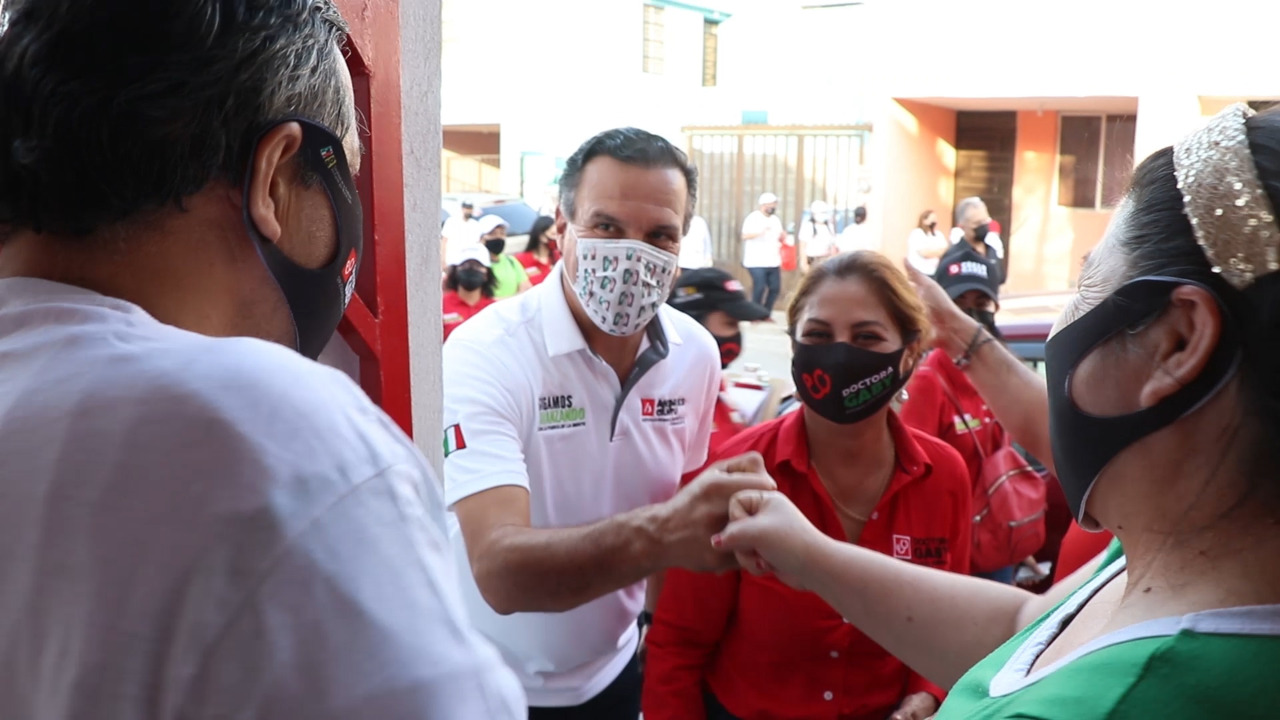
[708,104,1280,719]
[643,251,972,720]
[899,242,1041,585]
[442,244,497,341]
[477,214,532,298]
[906,209,950,276]
[514,215,560,286]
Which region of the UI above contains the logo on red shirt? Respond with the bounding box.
[892,534,912,559]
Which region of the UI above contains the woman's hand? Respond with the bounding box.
[711,489,827,590]
[890,691,940,720]
[903,260,980,358]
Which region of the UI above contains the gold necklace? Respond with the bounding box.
[814,465,892,525]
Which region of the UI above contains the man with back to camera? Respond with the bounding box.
[0,1,523,718]
[442,127,777,719]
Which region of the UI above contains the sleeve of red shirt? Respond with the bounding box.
[899,366,950,439]
[904,436,972,704]
[641,567,740,720]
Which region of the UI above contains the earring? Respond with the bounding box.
[897,388,910,403]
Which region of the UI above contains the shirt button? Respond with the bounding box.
[870,511,878,520]
[823,691,834,701]
[830,650,840,658]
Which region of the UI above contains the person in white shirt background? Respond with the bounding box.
[836,205,873,253]
[442,127,775,720]
[740,192,787,313]
[906,208,951,276]
[678,214,715,270]
[798,199,837,270]
[441,199,483,268]
[949,196,1006,262]
[0,1,524,719]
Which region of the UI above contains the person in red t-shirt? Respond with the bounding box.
[667,267,770,459]
[514,215,560,286]
[644,252,971,720]
[442,244,496,341]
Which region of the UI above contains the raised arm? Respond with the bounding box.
[904,262,1054,471]
[715,490,1110,689]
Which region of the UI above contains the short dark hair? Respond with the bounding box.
[0,0,351,237]
[558,127,698,234]
[444,262,496,299]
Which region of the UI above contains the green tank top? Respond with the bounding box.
[935,539,1280,719]
[490,254,528,299]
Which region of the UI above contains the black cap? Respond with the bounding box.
[934,243,999,302]
[460,200,475,208]
[669,268,770,321]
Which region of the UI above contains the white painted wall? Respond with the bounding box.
[404,0,445,473]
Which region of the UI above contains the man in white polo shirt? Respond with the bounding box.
[443,127,776,719]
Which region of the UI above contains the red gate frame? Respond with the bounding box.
[334,0,413,436]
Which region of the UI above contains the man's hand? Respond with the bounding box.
[659,452,776,572]
[903,260,981,358]
[890,691,940,720]
[711,488,826,590]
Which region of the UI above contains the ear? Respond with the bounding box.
[1137,285,1223,408]
[245,122,305,245]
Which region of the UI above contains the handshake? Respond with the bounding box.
[655,452,822,585]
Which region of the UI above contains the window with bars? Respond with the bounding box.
[643,4,664,75]
[1057,114,1137,210]
[702,20,718,87]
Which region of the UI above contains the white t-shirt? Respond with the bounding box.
[442,216,482,262]
[0,278,524,720]
[441,269,719,707]
[950,226,1005,259]
[741,210,785,268]
[836,222,877,254]
[678,215,714,269]
[907,227,950,276]
[798,218,837,258]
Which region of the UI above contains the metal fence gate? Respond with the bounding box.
[685,126,873,288]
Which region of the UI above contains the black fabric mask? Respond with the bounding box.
[791,341,910,425]
[243,119,362,360]
[927,221,938,231]
[763,207,776,216]
[1045,276,1241,523]
[714,331,743,369]
[973,223,991,244]
[485,238,506,256]
[456,268,487,292]
[963,307,1002,341]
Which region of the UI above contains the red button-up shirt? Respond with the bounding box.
[514,251,558,286]
[442,291,494,341]
[644,409,972,720]
[899,349,1006,485]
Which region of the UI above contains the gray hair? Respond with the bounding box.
[954,196,986,226]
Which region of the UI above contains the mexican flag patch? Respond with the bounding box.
[443,424,467,457]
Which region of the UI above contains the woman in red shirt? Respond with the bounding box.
[644,251,972,720]
[667,267,770,459]
[514,215,560,286]
[442,244,496,341]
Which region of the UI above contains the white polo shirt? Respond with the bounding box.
[441,265,720,707]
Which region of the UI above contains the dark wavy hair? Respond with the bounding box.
[0,0,351,237]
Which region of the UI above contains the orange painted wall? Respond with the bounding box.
[1008,110,1113,293]
[878,99,957,264]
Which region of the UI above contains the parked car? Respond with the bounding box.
[440,193,541,254]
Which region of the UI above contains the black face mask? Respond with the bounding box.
[484,238,506,256]
[714,331,743,369]
[1045,276,1241,523]
[927,221,938,231]
[763,207,776,216]
[243,119,362,360]
[963,307,1002,341]
[973,223,991,244]
[791,341,910,425]
[456,268,487,292]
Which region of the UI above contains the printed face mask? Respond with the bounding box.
[714,331,743,369]
[572,235,679,336]
[243,118,362,360]
[791,341,910,424]
[1046,276,1241,523]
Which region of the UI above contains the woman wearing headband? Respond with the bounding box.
[713,104,1280,718]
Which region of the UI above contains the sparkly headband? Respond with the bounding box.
[1173,103,1280,289]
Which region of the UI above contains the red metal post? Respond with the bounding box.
[333,0,413,436]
